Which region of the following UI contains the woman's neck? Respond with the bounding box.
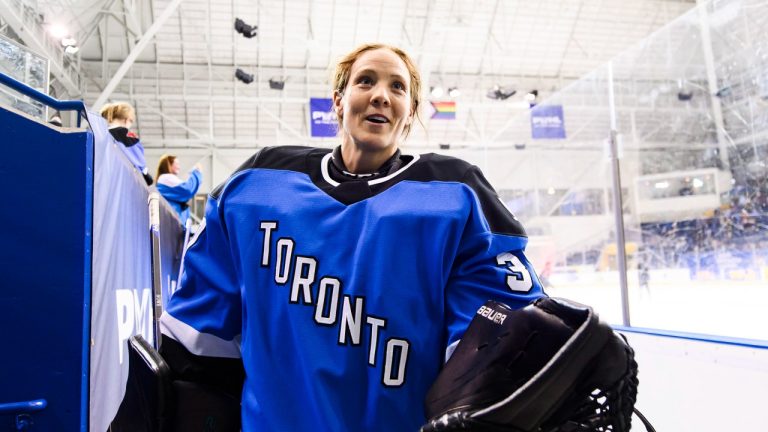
[340,140,397,174]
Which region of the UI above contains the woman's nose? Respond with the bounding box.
[370,85,391,106]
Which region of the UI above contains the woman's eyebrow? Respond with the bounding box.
[353,68,377,76]
[354,68,407,83]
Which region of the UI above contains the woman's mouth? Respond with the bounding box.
[366,114,389,124]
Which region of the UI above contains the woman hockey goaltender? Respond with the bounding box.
[158,43,544,431]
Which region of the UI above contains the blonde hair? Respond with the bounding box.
[332,43,422,138]
[156,154,176,180]
[99,102,135,124]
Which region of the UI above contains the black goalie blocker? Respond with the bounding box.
[422,297,651,432]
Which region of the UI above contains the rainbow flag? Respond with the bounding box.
[430,101,456,120]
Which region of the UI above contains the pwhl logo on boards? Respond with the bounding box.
[115,288,153,363]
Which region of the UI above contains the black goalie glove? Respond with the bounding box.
[421,297,652,432]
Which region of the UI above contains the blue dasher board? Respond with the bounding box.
[0,104,93,431]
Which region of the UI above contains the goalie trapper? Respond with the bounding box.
[421,297,646,432]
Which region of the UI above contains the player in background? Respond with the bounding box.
[159,43,546,431]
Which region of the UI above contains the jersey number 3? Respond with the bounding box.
[496,252,533,292]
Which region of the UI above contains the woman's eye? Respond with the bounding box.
[358,77,373,85]
[392,82,406,91]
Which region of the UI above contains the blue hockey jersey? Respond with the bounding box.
[160,146,544,431]
[156,169,202,226]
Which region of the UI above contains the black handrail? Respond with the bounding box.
[0,72,86,126]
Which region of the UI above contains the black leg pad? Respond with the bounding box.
[110,335,174,432]
[171,380,241,431]
[109,335,241,432]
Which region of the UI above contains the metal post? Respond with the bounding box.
[697,0,730,170]
[607,62,631,326]
[148,193,163,349]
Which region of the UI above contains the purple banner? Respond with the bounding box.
[88,111,153,432]
[531,105,566,139]
[310,98,337,138]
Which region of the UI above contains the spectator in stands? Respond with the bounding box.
[100,102,153,185]
[156,154,202,226]
[538,260,553,288]
[638,261,650,295]
[757,188,768,212]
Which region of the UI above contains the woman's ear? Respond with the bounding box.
[332,90,344,117]
[406,104,416,125]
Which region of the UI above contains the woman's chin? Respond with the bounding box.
[348,136,398,153]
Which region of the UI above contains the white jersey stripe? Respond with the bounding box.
[160,311,241,358]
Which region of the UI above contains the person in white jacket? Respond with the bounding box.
[156,154,202,226]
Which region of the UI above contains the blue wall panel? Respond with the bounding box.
[0,106,92,431]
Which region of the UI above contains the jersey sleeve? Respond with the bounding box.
[157,169,202,203]
[443,166,545,356]
[159,189,242,359]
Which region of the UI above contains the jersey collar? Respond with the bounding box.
[321,148,420,187]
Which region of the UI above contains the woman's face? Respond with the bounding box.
[110,116,134,129]
[171,159,181,175]
[333,48,414,154]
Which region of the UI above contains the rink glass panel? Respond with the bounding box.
[491,0,768,341]
[0,35,48,120]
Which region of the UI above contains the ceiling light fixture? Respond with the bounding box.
[486,85,516,100]
[48,23,68,39]
[525,90,538,102]
[430,86,444,98]
[59,36,79,55]
[714,86,731,98]
[269,78,285,90]
[448,87,460,98]
[234,18,258,38]
[677,90,693,101]
[235,68,254,84]
[677,79,693,102]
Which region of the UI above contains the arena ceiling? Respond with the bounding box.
[2,0,698,151]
